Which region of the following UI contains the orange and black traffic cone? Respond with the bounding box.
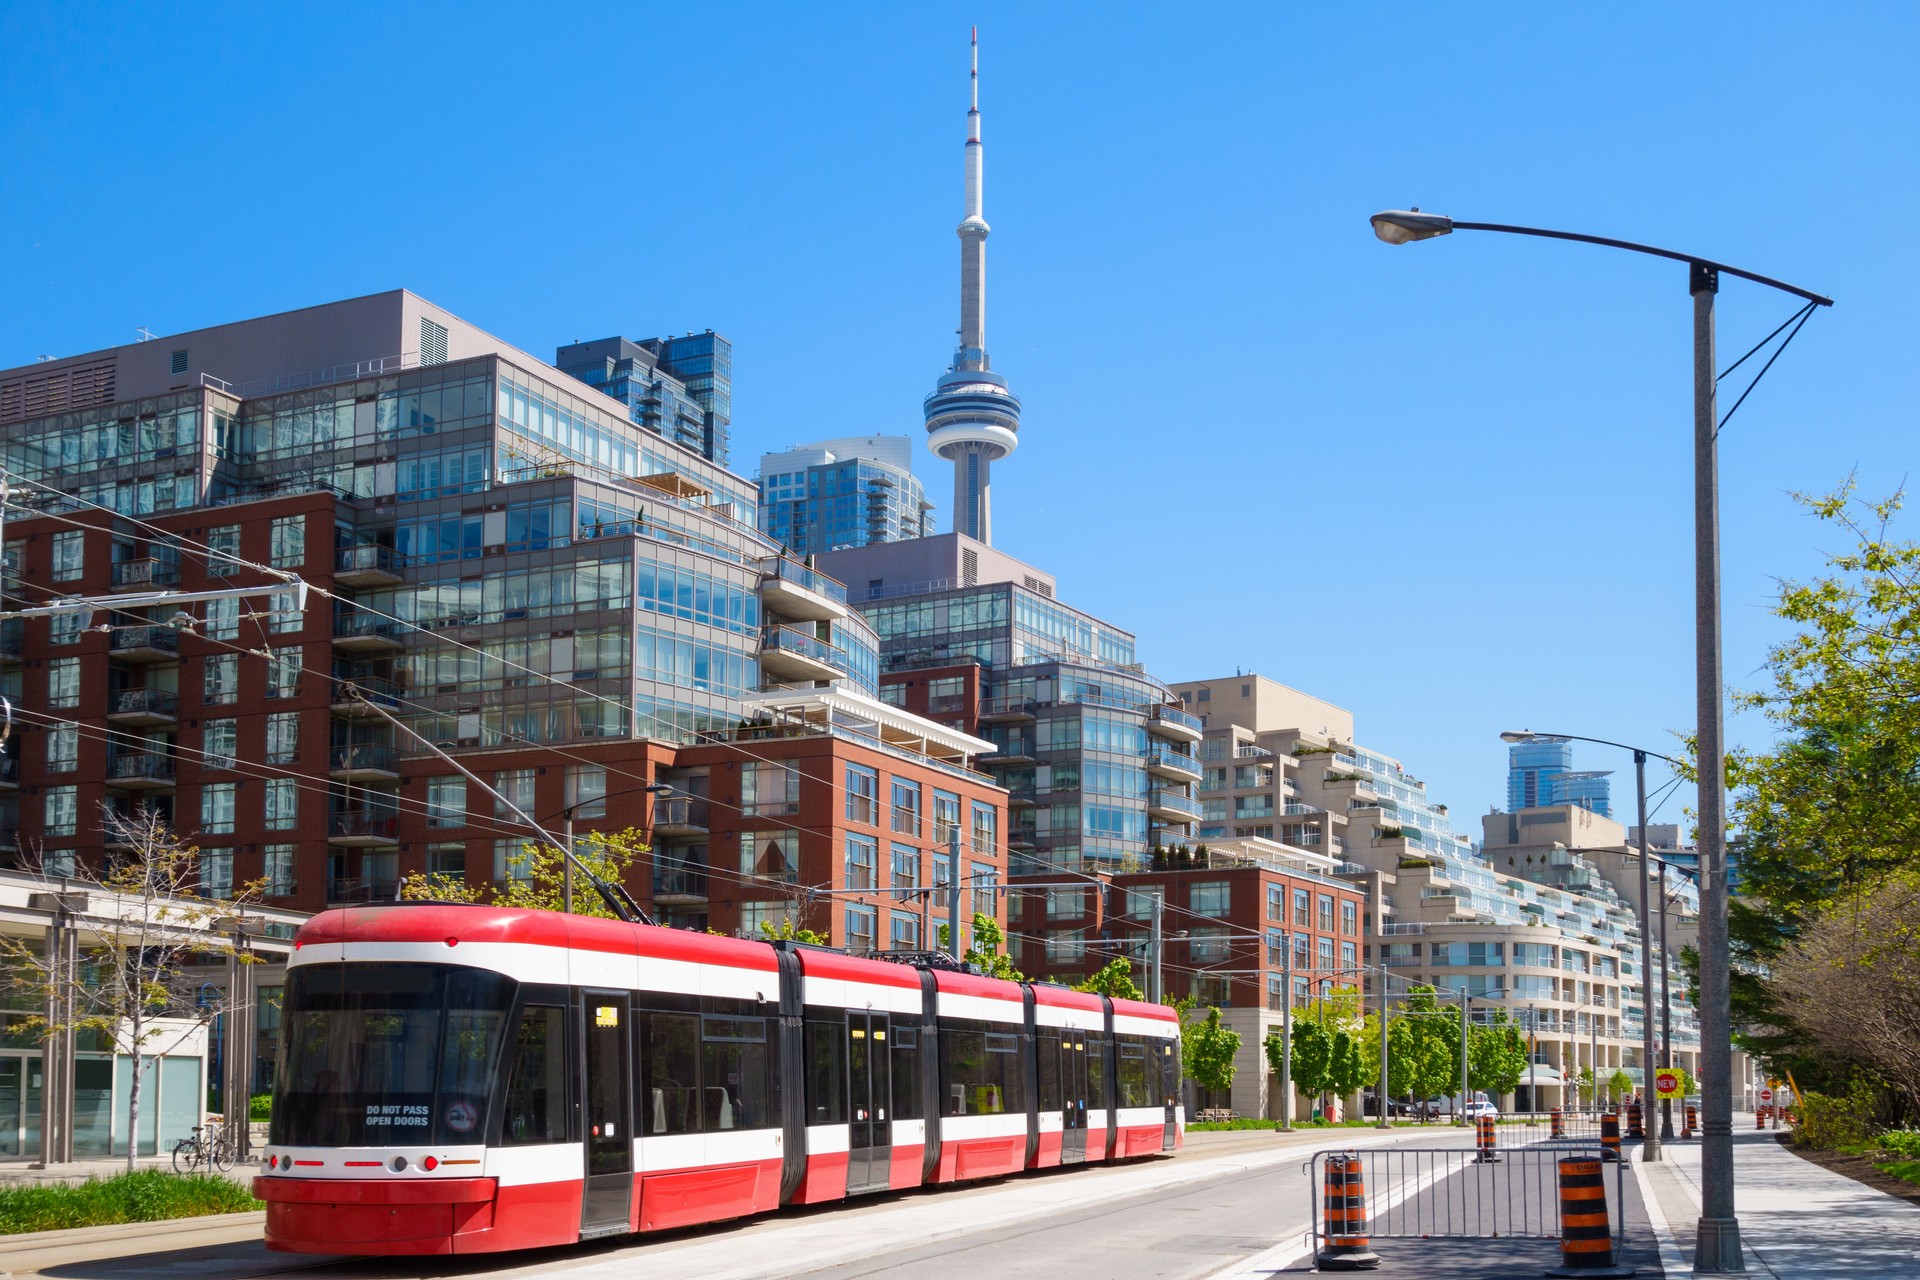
[1684,1103,1697,1138]
[1600,1111,1621,1162]
[1315,1151,1380,1271]
[1626,1100,1644,1141]
[1551,1106,1566,1139]
[1545,1157,1636,1277]
[1475,1113,1501,1164]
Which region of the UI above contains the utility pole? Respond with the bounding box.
[1634,749,1662,1164]
[947,830,964,961]
[1457,992,1471,1125]
[1375,961,1391,1130]
[1278,939,1292,1130]
[1148,890,1164,1004]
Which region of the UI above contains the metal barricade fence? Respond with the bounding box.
[1306,1144,1625,1257]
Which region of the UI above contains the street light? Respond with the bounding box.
[552,783,676,915]
[1503,729,1682,1164]
[1375,213,1832,1271]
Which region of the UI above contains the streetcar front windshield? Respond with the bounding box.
[271,962,512,1148]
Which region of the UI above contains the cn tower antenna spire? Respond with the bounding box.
[925,26,1020,545]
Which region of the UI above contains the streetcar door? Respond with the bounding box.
[580,992,633,1234]
[846,1011,893,1194]
[1060,1033,1088,1164]
[1160,1039,1178,1150]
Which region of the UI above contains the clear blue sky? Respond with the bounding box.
[3,3,1912,835]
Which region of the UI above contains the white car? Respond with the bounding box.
[1425,1090,1499,1120]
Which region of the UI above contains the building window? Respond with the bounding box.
[494,768,536,818]
[427,776,466,827]
[269,516,305,568]
[1342,901,1358,936]
[49,612,83,645]
[205,595,239,640]
[201,849,233,900]
[890,844,919,898]
[890,779,921,835]
[932,849,952,896]
[1342,941,1357,968]
[564,765,605,819]
[46,785,78,837]
[264,777,298,830]
[47,657,80,709]
[1431,941,1504,967]
[266,645,301,698]
[1047,929,1087,966]
[970,801,997,856]
[264,844,296,897]
[1318,936,1335,969]
[207,525,240,578]
[1267,884,1286,921]
[51,530,84,581]
[846,904,878,953]
[742,828,800,882]
[932,790,961,845]
[45,722,78,773]
[1318,894,1335,932]
[741,761,799,816]
[1193,974,1231,1007]
[845,833,878,891]
[1293,887,1310,927]
[494,838,535,884]
[427,842,466,883]
[200,717,236,768]
[845,764,879,825]
[202,782,237,835]
[926,676,965,713]
[1189,926,1232,963]
[889,914,920,950]
[878,684,906,707]
[1189,879,1230,917]
[969,861,997,917]
[266,711,299,765]
[1046,887,1083,920]
[268,587,302,633]
[203,653,238,704]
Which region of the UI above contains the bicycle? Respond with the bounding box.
[171,1119,235,1174]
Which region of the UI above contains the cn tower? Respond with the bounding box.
[924,27,1020,545]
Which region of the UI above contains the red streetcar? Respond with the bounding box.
[255,904,1184,1255]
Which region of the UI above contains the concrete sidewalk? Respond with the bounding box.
[1633,1115,1920,1277]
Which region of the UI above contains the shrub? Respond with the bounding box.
[1795,1085,1879,1151]
[0,1171,261,1235]
[1187,1117,1279,1131]
[249,1092,272,1122]
[1878,1130,1920,1159]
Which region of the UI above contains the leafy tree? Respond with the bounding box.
[1608,1069,1634,1104]
[1269,993,1365,1115]
[1326,1026,1368,1105]
[1279,1019,1333,1107]
[1468,1010,1530,1099]
[962,912,1023,981]
[1399,986,1462,1113]
[1359,1010,1417,1099]
[759,917,829,946]
[0,809,262,1172]
[400,827,647,917]
[1183,1005,1242,1100]
[1072,958,1145,1001]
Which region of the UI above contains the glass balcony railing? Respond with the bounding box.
[328,876,399,903]
[1149,704,1203,732]
[1146,744,1202,775]
[334,675,402,706]
[328,812,399,841]
[0,619,23,661]
[107,753,175,783]
[759,556,848,604]
[109,626,180,656]
[1150,789,1203,818]
[333,614,404,643]
[331,745,398,774]
[335,545,401,576]
[109,688,178,718]
[761,623,850,671]
[653,862,710,899]
[111,558,180,590]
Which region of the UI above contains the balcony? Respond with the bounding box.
[977,696,1036,723]
[109,626,180,663]
[106,753,175,790]
[652,795,709,839]
[0,757,17,789]
[0,620,22,663]
[107,688,178,726]
[111,558,180,591]
[333,613,405,652]
[653,862,710,904]
[759,623,847,684]
[327,812,399,846]
[1144,703,1203,743]
[984,735,1036,765]
[334,544,406,588]
[1144,743,1203,782]
[329,744,399,781]
[331,676,402,717]
[757,556,848,623]
[1147,788,1203,822]
[327,876,400,904]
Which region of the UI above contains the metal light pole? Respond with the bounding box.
[1376,960,1391,1130]
[1385,216,1831,1268]
[1458,991,1471,1126]
[1658,857,1676,1141]
[1279,940,1293,1130]
[1632,750,1662,1162]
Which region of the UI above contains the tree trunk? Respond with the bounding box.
[126,1010,142,1174]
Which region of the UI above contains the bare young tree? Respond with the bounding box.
[1770,869,1920,1114]
[1,806,261,1171]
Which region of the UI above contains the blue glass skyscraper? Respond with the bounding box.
[758,436,933,555]
[1507,738,1612,818]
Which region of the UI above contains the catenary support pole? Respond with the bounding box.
[1458,992,1471,1126]
[948,830,964,961]
[1636,750,1661,1163]
[563,813,574,916]
[1376,961,1391,1130]
[1279,940,1293,1130]
[1691,262,1743,1270]
[1660,859,1676,1141]
[1148,890,1164,1003]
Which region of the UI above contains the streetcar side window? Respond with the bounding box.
[701,1016,769,1131]
[501,1004,567,1145]
[890,1026,922,1121]
[804,1015,847,1125]
[1036,1029,1062,1112]
[1116,1037,1151,1109]
[644,1011,700,1135]
[938,1018,1026,1116]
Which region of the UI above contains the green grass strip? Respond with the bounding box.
[0,1169,262,1236]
